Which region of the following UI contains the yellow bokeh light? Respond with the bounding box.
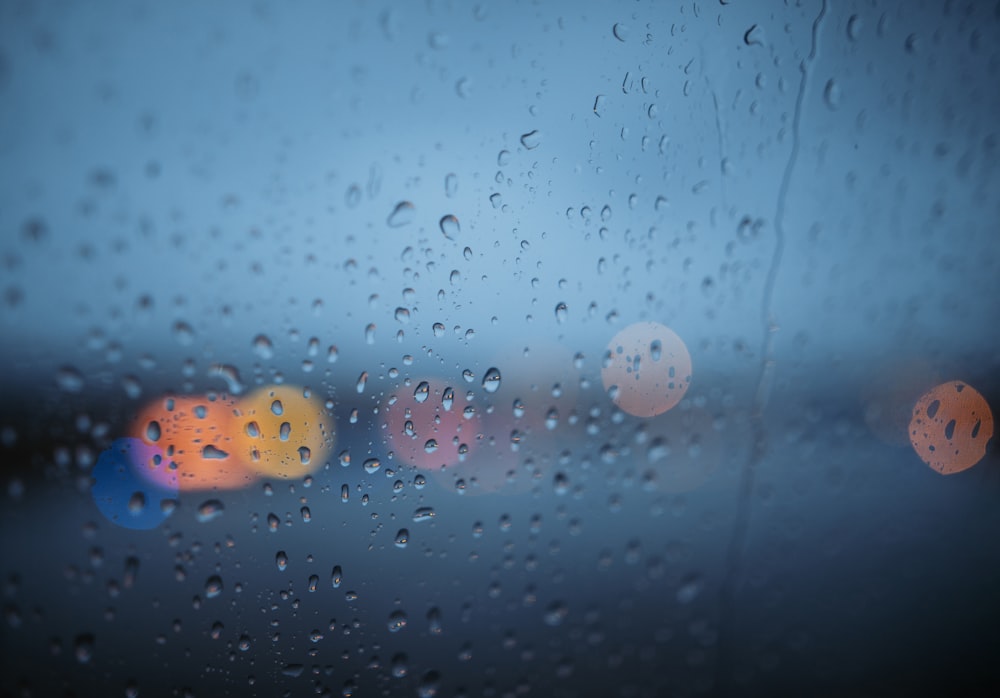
[232,385,334,479]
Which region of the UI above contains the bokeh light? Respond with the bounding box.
[90,438,177,530]
[381,378,479,473]
[132,394,255,491]
[909,381,994,475]
[602,322,692,417]
[232,385,334,479]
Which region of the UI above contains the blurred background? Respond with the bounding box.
[1,1,999,696]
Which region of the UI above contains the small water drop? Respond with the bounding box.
[345,184,361,208]
[413,507,436,523]
[275,550,288,571]
[172,321,194,346]
[196,499,224,523]
[439,214,460,240]
[252,334,274,359]
[482,367,502,394]
[387,201,415,227]
[554,302,568,324]
[204,575,223,599]
[414,381,430,404]
[847,14,863,41]
[74,634,95,664]
[387,609,408,633]
[743,24,763,46]
[445,173,458,197]
[363,458,381,474]
[394,528,410,548]
[823,79,841,110]
[520,130,542,150]
[612,22,629,42]
[56,366,84,393]
[331,565,343,588]
[394,307,411,323]
[593,94,606,116]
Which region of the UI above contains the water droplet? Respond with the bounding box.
[744,24,763,46]
[413,381,430,404]
[345,184,361,208]
[387,609,408,633]
[394,529,410,548]
[394,307,411,323]
[544,601,569,626]
[275,551,288,571]
[520,130,542,150]
[676,574,702,604]
[252,334,274,359]
[128,491,146,515]
[208,364,244,395]
[612,22,629,42]
[56,366,84,393]
[482,367,502,393]
[300,506,311,523]
[74,634,95,663]
[172,321,194,346]
[387,201,415,227]
[489,193,502,209]
[196,499,224,523]
[391,653,409,678]
[555,302,568,324]
[331,565,343,588]
[363,458,381,474]
[418,671,441,698]
[356,371,368,393]
[267,513,280,532]
[593,94,606,116]
[445,173,458,197]
[439,215,460,240]
[204,575,223,599]
[413,507,435,523]
[823,79,841,110]
[847,14,863,41]
[441,387,454,411]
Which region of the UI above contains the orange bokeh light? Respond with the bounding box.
[131,394,258,491]
[909,381,994,475]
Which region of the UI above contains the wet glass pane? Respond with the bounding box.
[1,1,998,695]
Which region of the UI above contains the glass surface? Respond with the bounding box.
[1,1,998,696]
